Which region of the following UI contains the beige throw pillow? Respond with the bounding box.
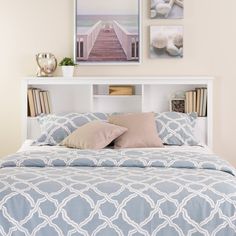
[109,112,164,148]
[61,121,127,149]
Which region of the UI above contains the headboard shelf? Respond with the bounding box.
[93,95,142,98]
[22,76,214,148]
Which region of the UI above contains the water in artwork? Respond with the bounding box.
[77,15,138,34]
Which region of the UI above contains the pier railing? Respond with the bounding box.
[113,21,139,60]
[76,21,102,60]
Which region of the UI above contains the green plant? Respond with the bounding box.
[59,57,76,66]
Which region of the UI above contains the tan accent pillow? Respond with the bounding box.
[61,121,127,149]
[109,112,164,149]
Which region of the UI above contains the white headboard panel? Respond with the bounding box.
[22,76,214,148]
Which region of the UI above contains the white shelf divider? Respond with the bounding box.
[93,95,142,98]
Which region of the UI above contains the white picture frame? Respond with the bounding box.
[74,0,142,65]
[150,0,184,19]
[150,25,184,59]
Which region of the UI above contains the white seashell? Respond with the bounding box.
[152,33,168,49]
[166,41,179,56]
[150,9,157,18]
[173,32,183,47]
[156,3,171,16]
[179,47,183,57]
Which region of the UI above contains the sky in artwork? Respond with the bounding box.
[77,0,139,15]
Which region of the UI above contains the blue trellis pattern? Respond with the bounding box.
[35,113,109,146]
[155,112,199,146]
[0,148,236,236]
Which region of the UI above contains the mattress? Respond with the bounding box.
[0,142,235,236]
[18,139,212,154]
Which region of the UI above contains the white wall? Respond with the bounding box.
[0,0,236,166]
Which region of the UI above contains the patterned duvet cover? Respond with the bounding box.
[0,147,236,236]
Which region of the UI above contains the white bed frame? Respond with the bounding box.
[22,76,214,148]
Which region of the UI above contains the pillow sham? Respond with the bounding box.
[35,112,109,145]
[109,112,164,149]
[155,112,198,146]
[61,121,127,149]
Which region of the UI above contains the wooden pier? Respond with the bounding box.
[87,27,127,61]
[77,21,139,62]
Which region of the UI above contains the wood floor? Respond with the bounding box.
[87,28,127,61]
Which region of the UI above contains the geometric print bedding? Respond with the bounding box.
[0,148,236,236]
[35,112,199,147]
[155,112,199,146]
[35,112,109,145]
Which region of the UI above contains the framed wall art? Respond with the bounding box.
[74,0,141,65]
[150,25,183,59]
[150,0,184,19]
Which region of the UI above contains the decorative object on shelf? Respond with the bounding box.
[170,90,185,113]
[27,88,51,117]
[150,26,183,59]
[109,85,134,95]
[36,53,57,77]
[185,88,207,116]
[74,0,141,64]
[170,99,185,113]
[150,0,184,19]
[59,57,76,77]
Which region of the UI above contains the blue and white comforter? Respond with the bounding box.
[0,148,236,236]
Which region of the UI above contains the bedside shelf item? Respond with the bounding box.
[170,98,185,113]
[185,88,207,116]
[169,87,208,116]
[109,85,134,95]
[93,84,142,96]
[93,95,142,98]
[22,76,214,148]
[27,87,51,117]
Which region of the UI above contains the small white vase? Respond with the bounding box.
[61,66,74,77]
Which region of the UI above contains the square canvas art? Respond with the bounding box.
[150,26,183,59]
[150,0,184,19]
[75,0,141,64]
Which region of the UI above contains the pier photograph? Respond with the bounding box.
[75,0,140,64]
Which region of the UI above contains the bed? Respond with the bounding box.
[0,141,236,236]
[2,77,235,235]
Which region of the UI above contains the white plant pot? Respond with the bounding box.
[61,66,74,77]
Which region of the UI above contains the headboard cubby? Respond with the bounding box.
[22,76,214,147]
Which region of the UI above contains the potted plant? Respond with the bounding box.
[59,57,76,77]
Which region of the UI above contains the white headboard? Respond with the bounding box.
[22,76,214,147]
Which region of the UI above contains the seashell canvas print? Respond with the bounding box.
[150,0,184,19]
[150,26,183,59]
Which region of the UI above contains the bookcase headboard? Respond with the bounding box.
[22,76,214,148]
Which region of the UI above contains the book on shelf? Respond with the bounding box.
[196,88,201,115]
[185,88,207,117]
[34,89,41,115]
[27,88,51,117]
[202,88,207,117]
[39,92,46,114]
[27,89,36,117]
[43,91,51,114]
[185,90,196,113]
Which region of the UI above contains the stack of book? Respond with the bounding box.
[185,88,207,117]
[27,88,51,117]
